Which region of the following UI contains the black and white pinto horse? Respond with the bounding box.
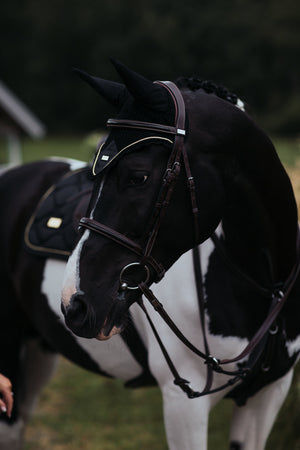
[0,60,299,450]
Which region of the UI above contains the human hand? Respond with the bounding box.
[0,374,13,418]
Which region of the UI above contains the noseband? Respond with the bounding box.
[79,81,300,399]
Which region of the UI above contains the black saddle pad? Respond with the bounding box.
[24,167,93,260]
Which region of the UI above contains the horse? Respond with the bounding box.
[0,59,298,450]
[61,60,300,449]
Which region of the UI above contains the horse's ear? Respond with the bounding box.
[110,58,170,112]
[72,68,128,107]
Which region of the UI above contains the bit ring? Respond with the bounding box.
[120,262,150,290]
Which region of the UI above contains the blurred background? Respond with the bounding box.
[1,0,300,135]
[0,1,299,449]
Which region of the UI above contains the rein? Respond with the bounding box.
[79,80,300,399]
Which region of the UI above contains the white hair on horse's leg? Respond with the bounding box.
[0,419,24,450]
[18,338,58,423]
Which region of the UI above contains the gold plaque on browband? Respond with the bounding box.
[47,217,62,229]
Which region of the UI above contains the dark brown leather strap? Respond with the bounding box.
[79,217,165,280]
[143,81,186,259]
[157,81,186,131]
[137,297,203,399]
[107,118,185,136]
[79,217,143,255]
[192,245,214,392]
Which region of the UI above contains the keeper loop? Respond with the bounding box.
[174,378,201,399]
[205,355,221,371]
[172,161,181,175]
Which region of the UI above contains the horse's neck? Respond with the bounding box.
[221,146,298,286]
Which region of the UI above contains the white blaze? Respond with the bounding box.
[61,229,90,308]
[61,175,106,308]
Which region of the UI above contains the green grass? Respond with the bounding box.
[272,136,300,167]
[25,358,167,450]
[25,359,299,450]
[1,134,298,449]
[0,133,103,165]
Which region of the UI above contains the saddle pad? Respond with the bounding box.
[24,167,93,260]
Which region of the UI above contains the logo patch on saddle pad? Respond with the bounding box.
[47,217,63,229]
[24,167,93,260]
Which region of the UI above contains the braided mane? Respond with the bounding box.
[175,77,243,109]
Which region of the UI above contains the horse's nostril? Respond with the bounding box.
[64,293,92,334]
[67,294,87,318]
[63,294,98,338]
[63,293,98,338]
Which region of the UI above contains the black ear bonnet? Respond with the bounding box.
[74,60,177,176]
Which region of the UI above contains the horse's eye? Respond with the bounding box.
[129,173,148,186]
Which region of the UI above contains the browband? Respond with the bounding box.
[91,80,186,176]
[107,118,186,136]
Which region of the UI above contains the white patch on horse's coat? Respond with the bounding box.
[286,334,300,361]
[230,370,293,450]
[43,259,143,380]
[19,338,58,423]
[61,175,106,308]
[200,223,223,279]
[0,419,24,450]
[61,229,89,308]
[48,157,87,171]
[204,310,249,362]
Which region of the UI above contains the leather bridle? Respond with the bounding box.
[80,80,187,285]
[79,80,300,399]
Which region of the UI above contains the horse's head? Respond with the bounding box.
[61,60,244,339]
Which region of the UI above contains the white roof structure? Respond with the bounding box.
[0,80,46,138]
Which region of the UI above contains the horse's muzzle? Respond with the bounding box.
[61,291,130,339]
